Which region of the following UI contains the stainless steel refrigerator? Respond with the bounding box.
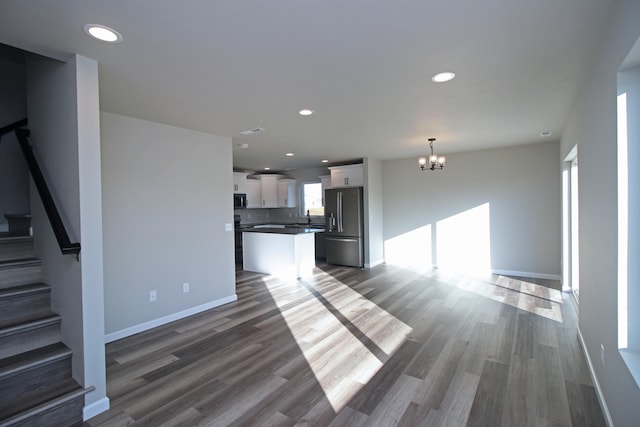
[324,187,364,267]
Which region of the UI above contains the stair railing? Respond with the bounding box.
[0,118,81,258]
[0,118,27,136]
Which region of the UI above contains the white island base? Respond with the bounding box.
[242,231,316,279]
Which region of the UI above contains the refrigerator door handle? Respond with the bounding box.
[336,192,339,233]
[338,191,343,232]
[340,192,344,232]
[335,192,340,233]
[326,237,359,243]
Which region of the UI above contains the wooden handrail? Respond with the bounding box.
[14,127,81,258]
[0,118,28,138]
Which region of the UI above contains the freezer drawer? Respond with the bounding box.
[325,236,363,267]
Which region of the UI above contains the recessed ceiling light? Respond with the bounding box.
[264,167,271,170]
[431,71,456,83]
[299,109,314,116]
[236,143,249,148]
[540,131,552,137]
[285,153,295,157]
[321,159,329,163]
[83,24,123,43]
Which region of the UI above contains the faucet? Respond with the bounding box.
[307,209,311,226]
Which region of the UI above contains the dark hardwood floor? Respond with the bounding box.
[88,263,605,426]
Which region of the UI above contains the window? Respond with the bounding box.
[302,182,324,216]
[617,51,640,386]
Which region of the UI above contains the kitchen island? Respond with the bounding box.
[242,225,323,278]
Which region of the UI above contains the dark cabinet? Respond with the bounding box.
[235,231,243,264]
[315,232,326,260]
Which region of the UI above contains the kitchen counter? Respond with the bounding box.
[236,222,324,231]
[242,226,319,278]
[241,226,324,235]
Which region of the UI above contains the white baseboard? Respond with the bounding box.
[491,269,561,281]
[83,396,110,421]
[577,328,614,427]
[104,294,238,343]
[365,258,385,268]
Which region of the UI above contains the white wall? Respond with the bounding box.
[0,52,29,229]
[101,112,236,338]
[364,158,384,267]
[75,55,108,419]
[26,54,107,418]
[382,142,561,277]
[559,0,640,424]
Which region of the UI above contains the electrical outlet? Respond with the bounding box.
[601,344,605,367]
[225,223,232,232]
[182,282,190,293]
[149,290,157,302]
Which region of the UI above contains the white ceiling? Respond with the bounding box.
[0,0,612,171]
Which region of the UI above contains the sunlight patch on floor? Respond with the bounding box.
[262,272,413,411]
[437,270,564,323]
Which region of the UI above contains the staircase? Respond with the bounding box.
[0,236,89,426]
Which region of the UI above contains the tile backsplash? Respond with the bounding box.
[235,208,299,225]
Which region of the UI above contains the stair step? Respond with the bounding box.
[0,236,34,262]
[0,283,50,324]
[0,313,61,359]
[0,378,90,427]
[0,342,72,400]
[0,258,42,289]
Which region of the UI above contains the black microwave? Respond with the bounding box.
[234,193,247,209]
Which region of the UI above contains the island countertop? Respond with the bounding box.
[240,225,324,235]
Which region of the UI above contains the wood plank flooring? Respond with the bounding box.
[88,263,605,427]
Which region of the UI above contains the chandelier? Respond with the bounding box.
[418,138,445,171]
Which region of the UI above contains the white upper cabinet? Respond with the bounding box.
[329,164,363,188]
[258,175,280,208]
[233,172,249,193]
[233,172,298,208]
[278,179,296,208]
[246,179,261,208]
